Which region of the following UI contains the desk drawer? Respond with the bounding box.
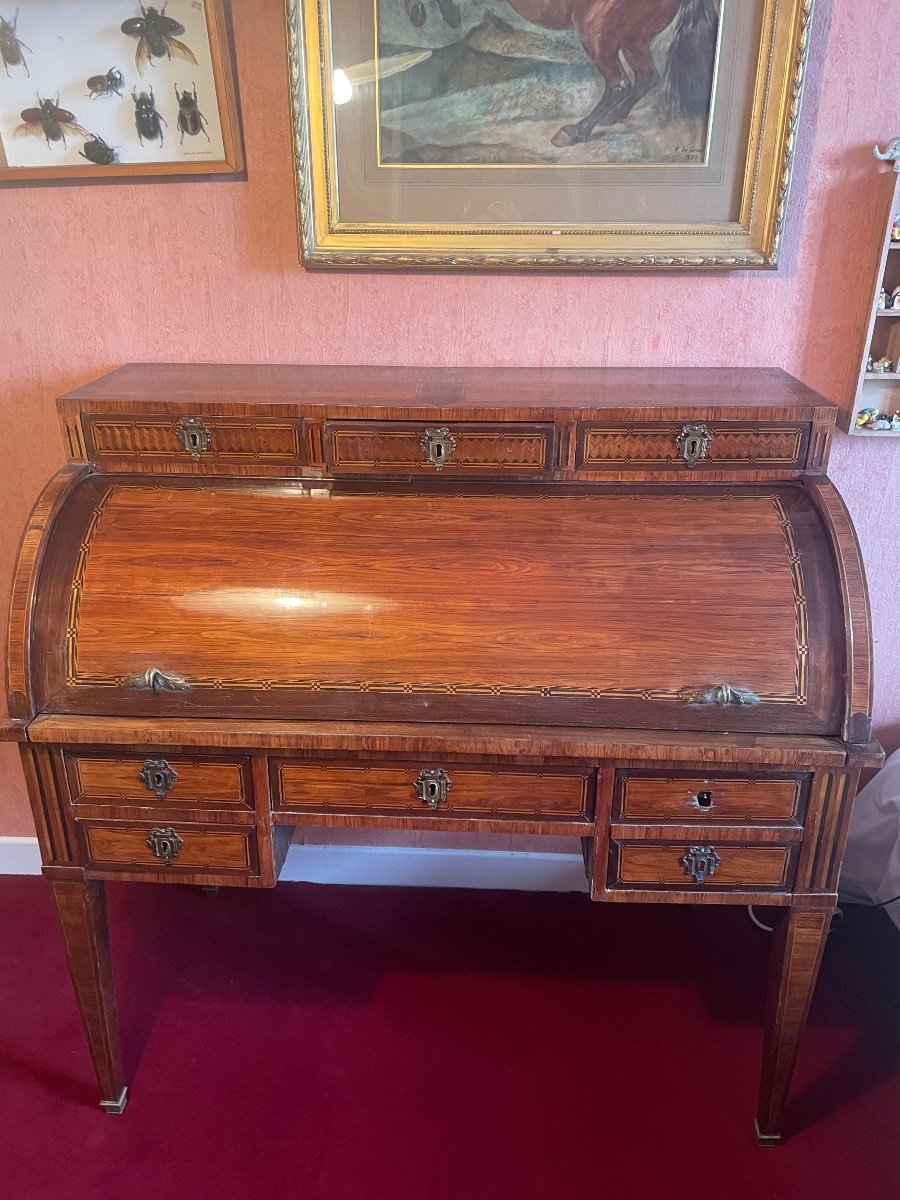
[575,422,809,472]
[324,421,555,477]
[616,771,806,824]
[610,838,796,892]
[80,821,257,875]
[82,414,303,467]
[65,754,251,810]
[273,761,592,821]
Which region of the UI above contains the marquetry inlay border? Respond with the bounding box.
[66,487,114,687]
[65,490,808,706]
[580,425,805,468]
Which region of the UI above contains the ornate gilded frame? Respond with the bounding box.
[286,0,814,270]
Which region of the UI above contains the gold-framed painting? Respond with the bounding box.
[286,0,814,270]
[0,1,243,184]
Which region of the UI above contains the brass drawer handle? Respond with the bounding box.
[413,767,453,809]
[675,423,712,467]
[124,668,191,694]
[683,683,760,707]
[683,845,721,885]
[139,759,178,800]
[146,826,184,866]
[420,427,457,471]
[175,416,212,461]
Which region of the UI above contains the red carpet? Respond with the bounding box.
[1,876,898,1200]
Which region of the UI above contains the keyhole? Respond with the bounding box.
[687,438,699,459]
[153,773,164,791]
[427,783,438,800]
[433,443,444,459]
[189,433,200,450]
[694,790,714,809]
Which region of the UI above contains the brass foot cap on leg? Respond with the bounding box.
[754,1118,782,1146]
[100,1087,129,1115]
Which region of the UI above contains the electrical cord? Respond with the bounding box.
[746,904,849,933]
[747,905,774,932]
[873,892,900,908]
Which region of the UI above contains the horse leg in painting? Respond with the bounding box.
[404,0,718,147]
[436,0,462,27]
[551,0,680,147]
[404,0,427,28]
[405,0,460,27]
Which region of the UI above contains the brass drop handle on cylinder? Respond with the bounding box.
[682,684,760,707]
[123,668,191,694]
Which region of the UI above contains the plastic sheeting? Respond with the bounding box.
[839,749,900,931]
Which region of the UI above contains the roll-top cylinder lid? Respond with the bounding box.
[14,475,849,736]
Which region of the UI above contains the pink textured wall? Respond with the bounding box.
[0,0,898,834]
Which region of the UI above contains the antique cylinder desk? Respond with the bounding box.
[3,365,882,1140]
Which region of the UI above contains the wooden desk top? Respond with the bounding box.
[60,364,835,417]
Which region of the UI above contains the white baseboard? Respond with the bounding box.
[0,837,42,875]
[279,844,589,891]
[0,836,588,892]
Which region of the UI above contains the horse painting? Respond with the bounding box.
[399,0,719,150]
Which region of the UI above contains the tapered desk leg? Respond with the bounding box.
[47,877,128,1114]
[755,906,832,1144]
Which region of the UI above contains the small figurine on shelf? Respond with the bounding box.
[878,287,888,309]
[856,407,879,428]
[892,412,900,431]
[891,286,900,309]
[867,354,875,372]
[892,214,900,241]
[873,357,894,373]
[875,415,892,430]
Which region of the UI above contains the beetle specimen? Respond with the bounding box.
[87,68,125,98]
[0,8,30,77]
[132,86,166,146]
[121,4,197,76]
[80,134,119,165]
[16,95,90,149]
[175,82,209,143]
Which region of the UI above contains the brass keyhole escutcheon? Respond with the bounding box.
[682,845,721,885]
[146,826,184,866]
[413,767,453,809]
[175,416,212,461]
[420,427,458,471]
[139,759,178,800]
[675,423,712,468]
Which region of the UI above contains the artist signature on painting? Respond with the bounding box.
[676,145,703,162]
